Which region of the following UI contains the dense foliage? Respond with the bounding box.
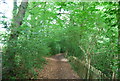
[1,1,119,79]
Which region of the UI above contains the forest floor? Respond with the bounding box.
[36,53,80,79]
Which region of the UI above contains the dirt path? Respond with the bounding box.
[37,53,80,79]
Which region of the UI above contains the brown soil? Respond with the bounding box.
[37,53,80,79]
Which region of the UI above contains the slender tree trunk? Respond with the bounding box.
[13,0,17,16]
[3,0,28,77]
[117,1,120,79]
[10,0,28,40]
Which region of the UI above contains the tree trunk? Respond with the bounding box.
[13,0,17,16]
[3,0,28,77]
[10,0,28,40]
[117,1,120,79]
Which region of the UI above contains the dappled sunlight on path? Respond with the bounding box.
[37,53,80,79]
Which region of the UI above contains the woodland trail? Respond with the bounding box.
[37,53,80,79]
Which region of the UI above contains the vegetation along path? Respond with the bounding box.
[36,53,80,79]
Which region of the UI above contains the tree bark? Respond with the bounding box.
[13,0,17,16]
[3,0,28,77]
[10,0,28,40]
[117,1,120,79]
